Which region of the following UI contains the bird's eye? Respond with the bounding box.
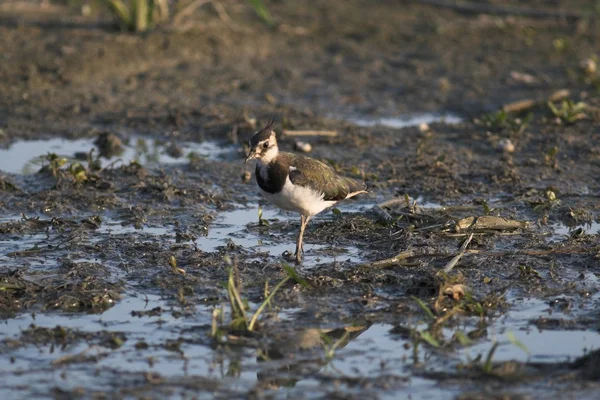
[262,142,269,149]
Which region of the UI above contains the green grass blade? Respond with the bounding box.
[154,0,169,22]
[106,0,133,30]
[411,296,436,321]
[507,331,530,355]
[325,330,350,359]
[283,264,309,288]
[134,0,149,32]
[227,268,247,325]
[483,342,499,373]
[454,331,472,346]
[419,331,440,348]
[227,281,240,316]
[248,276,289,331]
[248,0,275,26]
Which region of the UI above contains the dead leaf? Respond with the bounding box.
[455,216,528,232]
[443,284,469,300]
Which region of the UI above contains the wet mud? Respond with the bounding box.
[1,0,600,398]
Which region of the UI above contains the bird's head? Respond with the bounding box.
[245,119,278,163]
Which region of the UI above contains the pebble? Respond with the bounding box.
[294,141,312,153]
[498,138,515,153]
[580,58,597,75]
[242,170,252,182]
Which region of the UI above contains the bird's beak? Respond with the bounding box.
[245,148,257,164]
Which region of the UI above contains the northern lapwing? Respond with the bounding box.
[245,119,367,263]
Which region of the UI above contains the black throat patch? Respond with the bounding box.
[255,159,289,194]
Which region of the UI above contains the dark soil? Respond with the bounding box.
[1,0,600,398]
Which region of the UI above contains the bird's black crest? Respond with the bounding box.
[263,118,275,131]
[250,118,276,147]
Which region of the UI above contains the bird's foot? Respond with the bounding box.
[282,250,302,264]
[293,245,303,264]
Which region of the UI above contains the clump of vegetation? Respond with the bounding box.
[67,162,88,183]
[548,99,587,124]
[407,274,530,377]
[475,331,529,375]
[42,153,68,177]
[105,0,273,33]
[410,280,490,352]
[526,187,560,213]
[257,206,270,227]
[38,151,99,184]
[479,109,531,135]
[106,0,169,32]
[212,259,308,338]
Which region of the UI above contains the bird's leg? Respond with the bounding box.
[294,216,305,263]
[295,215,310,263]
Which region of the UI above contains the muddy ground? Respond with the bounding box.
[1,0,600,398]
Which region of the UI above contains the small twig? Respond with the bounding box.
[6,234,77,257]
[172,0,211,26]
[414,0,588,22]
[282,130,338,137]
[502,89,570,114]
[377,197,407,209]
[212,1,251,33]
[451,247,590,257]
[0,282,25,290]
[357,249,415,269]
[98,158,124,173]
[373,197,452,227]
[357,245,592,270]
[413,223,452,232]
[502,99,537,114]
[443,233,473,273]
[52,346,104,366]
[498,248,592,256]
[455,216,529,232]
[278,24,310,35]
[435,205,480,212]
[444,231,526,237]
[434,305,464,326]
[372,204,393,222]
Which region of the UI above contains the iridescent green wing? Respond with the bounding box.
[285,153,363,201]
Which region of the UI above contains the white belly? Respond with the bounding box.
[261,178,336,217]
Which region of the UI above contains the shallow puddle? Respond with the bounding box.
[0,296,395,398]
[0,202,364,279]
[4,295,597,399]
[95,221,173,238]
[463,295,600,364]
[197,205,363,267]
[348,112,462,129]
[548,221,600,242]
[0,231,63,271]
[0,294,225,398]
[0,136,238,175]
[0,290,444,399]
